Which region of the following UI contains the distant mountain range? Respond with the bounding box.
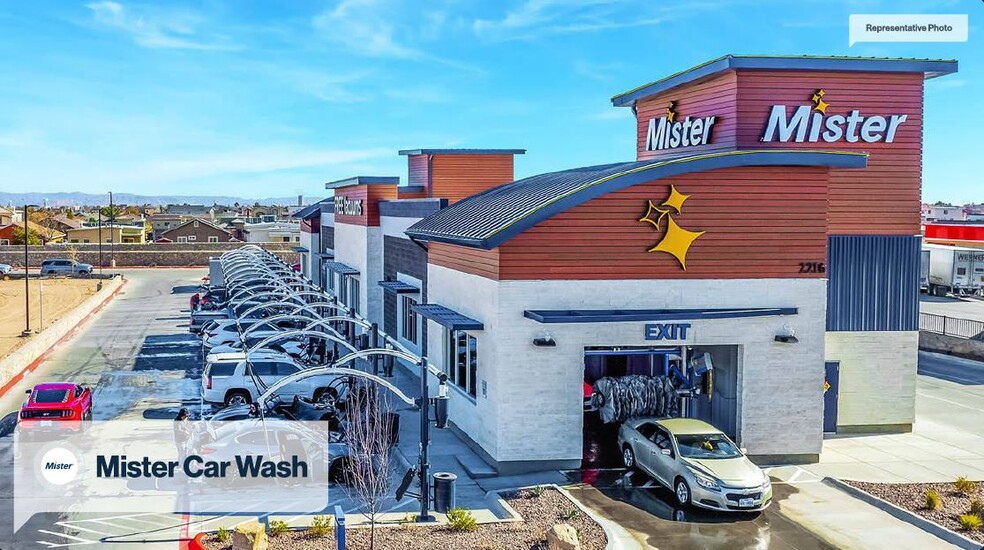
[0,192,325,208]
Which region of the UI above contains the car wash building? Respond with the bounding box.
[316,55,956,474]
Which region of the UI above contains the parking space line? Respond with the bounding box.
[36,530,99,547]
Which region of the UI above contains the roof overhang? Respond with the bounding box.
[411,304,483,331]
[325,176,400,190]
[406,149,867,250]
[323,261,359,275]
[378,280,421,294]
[612,54,958,107]
[524,307,798,324]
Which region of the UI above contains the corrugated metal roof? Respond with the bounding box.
[323,261,359,275]
[291,201,325,219]
[406,149,867,250]
[611,55,958,107]
[378,280,420,294]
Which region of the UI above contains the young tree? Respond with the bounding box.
[342,381,397,550]
[99,205,124,220]
[12,226,42,245]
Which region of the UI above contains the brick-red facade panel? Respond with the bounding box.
[334,185,397,227]
[431,154,515,204]
[496,166,831,280]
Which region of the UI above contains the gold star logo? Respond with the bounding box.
[666,101,676,123]
[661,184,690,213]
[638,200,670,230]
[640,186,704,270]
[811,89,828,114]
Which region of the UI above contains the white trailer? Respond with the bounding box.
[924,244,984,296]
[920,249,930,292]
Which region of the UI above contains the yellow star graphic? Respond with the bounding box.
[660,185,690,213]
[666,101,676,123]
[813,98,828,114]
[638,200,669,230]
[811,89,825,102]
[649,216,705,270]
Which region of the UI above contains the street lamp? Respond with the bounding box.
[108,191,115,269]
[21,204,39,337]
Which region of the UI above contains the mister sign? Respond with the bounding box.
[646,101,718,151]
[762,89,907,144]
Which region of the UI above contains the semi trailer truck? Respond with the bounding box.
[923,244,984,297]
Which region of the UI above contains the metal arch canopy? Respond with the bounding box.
[228,284,292,304]
[237,299,314,321]
[240,314,343,339]
[257,366,416,408]
[304,316,371,331]
[230,289,298,308]
[248,329,360,356]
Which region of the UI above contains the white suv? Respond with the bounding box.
[201,354,341,407]
[40,259,93,276]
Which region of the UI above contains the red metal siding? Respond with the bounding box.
[924,223,984,246]
[408,154,430,189]
[734,70,924,235]
[334,184,397,227]
[636,71,738,161]
[496,166,831,280]
[428,242,500,280]
[430,154,515,204]
[398,188,428,200]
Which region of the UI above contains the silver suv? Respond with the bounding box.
[40,259,93,276]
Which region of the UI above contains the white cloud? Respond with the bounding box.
[312,0,422,59]
[85,1,237,51]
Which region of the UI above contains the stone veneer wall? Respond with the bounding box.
[0,243,298,268]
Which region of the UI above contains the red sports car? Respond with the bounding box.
[20,383,93,425]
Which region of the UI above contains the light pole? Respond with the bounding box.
[21,204,39,337]
[97,208,103,277]
[108,192,115,269]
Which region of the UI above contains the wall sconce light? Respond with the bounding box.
[532,330,556,347]
[774,324,799,344]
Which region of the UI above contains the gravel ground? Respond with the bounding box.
[846,480,984,543]
[200,487,607,549]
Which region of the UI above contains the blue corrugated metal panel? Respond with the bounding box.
[827,235,921,332]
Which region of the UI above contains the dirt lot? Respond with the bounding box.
[0,278,98,358]
[201,487,607,550]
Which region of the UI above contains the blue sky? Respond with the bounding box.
[0,0,978,202]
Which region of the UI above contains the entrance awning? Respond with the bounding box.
[323,261,359,275]
[378,280,420,294]
[412,304,483,331]
[524,307,797,323]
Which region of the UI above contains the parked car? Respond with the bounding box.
[201,355,341,407]
[0,263,11,276]
[190,309,231,333]
[617,417,772,512]
[202,319,306,350]
[19,383,93,426]
[40,259,93,277]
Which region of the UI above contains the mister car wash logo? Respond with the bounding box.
[762,88,908,144]
[638,186,704,269]
[645,101,718,151]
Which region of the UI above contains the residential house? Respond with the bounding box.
[149,213,189,240]
[242,220,301,243]
[65,224,146,244]
[159,218,234,243]
[922,204,967,222]
[0,207,14,226]
[39,214,83,234]
[165,204,213,217]
[0,220,65,245]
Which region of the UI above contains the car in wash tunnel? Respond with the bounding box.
[618,417,771,512]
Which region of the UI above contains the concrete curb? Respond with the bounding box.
[824,477,982,550]
[0,276,125,398]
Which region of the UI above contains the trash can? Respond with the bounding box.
[432,472,457,514]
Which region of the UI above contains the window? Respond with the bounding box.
[82,239,90,243]
[654,428,675,458]
[177,236,188,243]
[957,267,967,276]
[208,236,219,243]
[0,239,9,245]
[343,275,360,314]
[445,330,478,398]
[636,422,658,439]
[187,235,197,241]
[193,221,199,227]
[400,295,420,346]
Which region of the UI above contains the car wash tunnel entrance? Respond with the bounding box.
[582,345,739,468]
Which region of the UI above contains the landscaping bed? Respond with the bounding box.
[845,479,984,543]
[199,486,607,549]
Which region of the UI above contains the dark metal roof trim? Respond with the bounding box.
[398,149,526,156]
[291,201,325,219]
[611,55,958,107]
[291,246,309,253]
[379,198,448,219]
[406,149,867,250]
[525,307,798,324]
[378,280,421,294]
[411,304,484,331]
[323,261,359,275]
[325,176,400,189]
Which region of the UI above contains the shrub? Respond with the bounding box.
[216,527,230,542]
[446,507,478,532]
[559,508,578,520]
[959,514,983,532]
[971,499,984,517]
[268,520,289,536]
[308,515,333,537]
[955,477,978,495]
[530,485,546,498]
[925,489,942,510]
